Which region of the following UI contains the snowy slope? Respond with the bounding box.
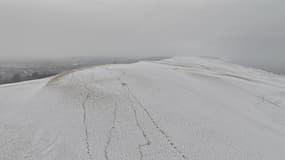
[1,57,285,160]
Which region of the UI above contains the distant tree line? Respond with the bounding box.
[0,57,167,85]
[1,72,56,84]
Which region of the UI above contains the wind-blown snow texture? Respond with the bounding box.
[1,57,285,160]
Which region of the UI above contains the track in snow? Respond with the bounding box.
[1,57,285,159]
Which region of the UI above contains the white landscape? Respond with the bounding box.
[1,57,285,160]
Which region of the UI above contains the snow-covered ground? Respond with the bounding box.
[1,57,285,160]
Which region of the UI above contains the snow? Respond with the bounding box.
[1,57,285,160]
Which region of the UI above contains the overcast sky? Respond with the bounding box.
[0,0,284,73]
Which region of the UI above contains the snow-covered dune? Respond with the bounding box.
[1,57,285,160]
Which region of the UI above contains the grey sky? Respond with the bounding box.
[0,0,284,73]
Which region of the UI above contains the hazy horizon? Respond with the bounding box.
[0,0,284,73]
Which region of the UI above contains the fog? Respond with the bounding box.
[0,0,284,73]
